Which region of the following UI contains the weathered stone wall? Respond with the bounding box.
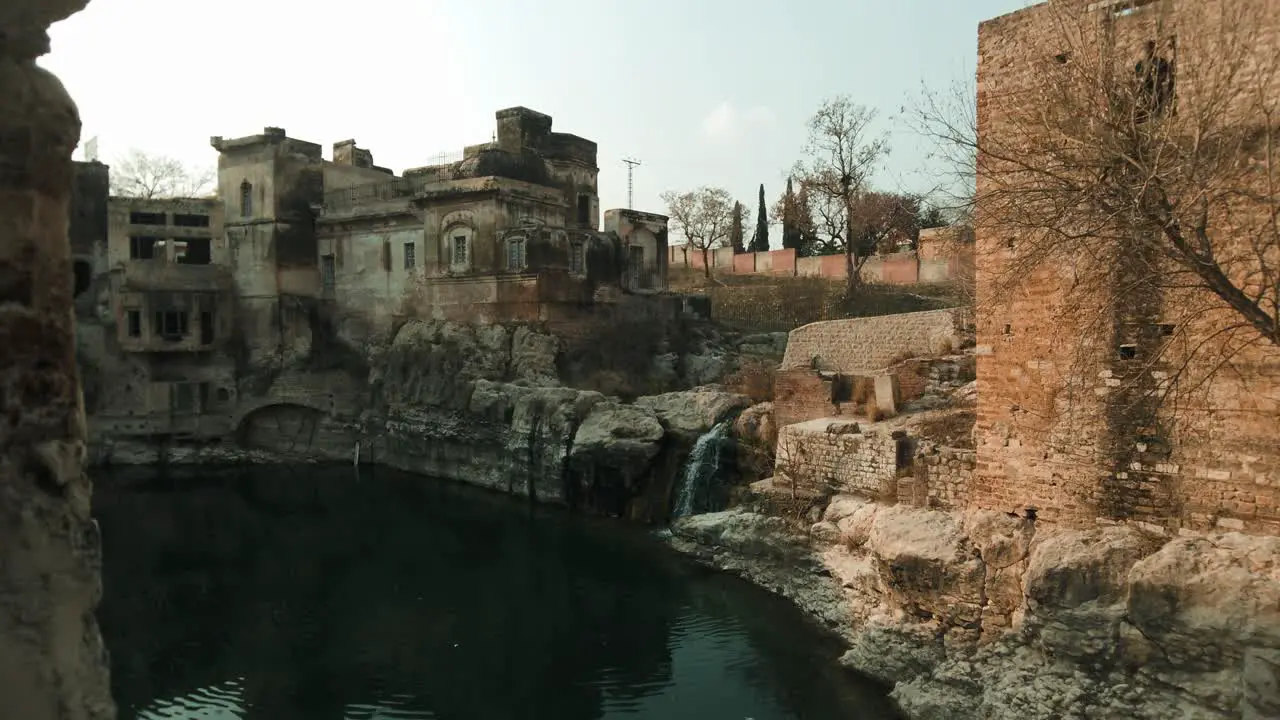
[973,0,1280,535]
[897,443,975,510]
[781,309,961,373]
[775,420,901,499]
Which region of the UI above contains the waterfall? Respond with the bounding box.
[671,420,732,519]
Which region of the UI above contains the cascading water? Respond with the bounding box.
[671,420,732,519]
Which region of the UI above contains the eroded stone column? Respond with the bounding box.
[0,1,115,718]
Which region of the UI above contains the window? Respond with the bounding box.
[129,236,160,260]
[628,245,646,288]
[321,254,336,293]
[170,383,195,414]
[577,195,592,226]
[1135,39,1175,122]
[506,237,526,271]
[1118,344,1137,360]
[198,383,210,412]
[382,240,392,272]
[153,310,188,341]
[72,260,91,297]
[172,213,210,228]
[569,241,585,275]
[128,211,165,226]
[404,242,416,270]
[126,310,141,338]
[240,181,253,218]
[177,238,211,265]
[200,311,214,345]
[452,234,469,267]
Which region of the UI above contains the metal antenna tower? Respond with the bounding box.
[622,157,641,208]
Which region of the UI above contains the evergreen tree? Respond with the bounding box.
[728,200,746,253]
[781,177,801,252]
[748,183,770,252]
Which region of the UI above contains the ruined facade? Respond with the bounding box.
[77,107,671,453]
[972,0,1280,534]
[73,186,239,444]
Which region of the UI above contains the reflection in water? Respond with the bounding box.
[95,466,899,720]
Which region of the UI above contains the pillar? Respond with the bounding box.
[0,1,115,718]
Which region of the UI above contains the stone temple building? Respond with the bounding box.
[972,0,1280,535]
[73,106,671,448]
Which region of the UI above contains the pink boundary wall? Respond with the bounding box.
[666,228,973,285]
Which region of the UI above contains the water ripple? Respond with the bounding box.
[136,678,246,719]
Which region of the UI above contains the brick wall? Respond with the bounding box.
[781,309,960,373]
[775,420,901,498]
[667,240,970,286]
[973,0,1280,536]
[774,369,842,427]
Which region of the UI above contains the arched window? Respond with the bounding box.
[447,226,473,272]
[506,236,526,272]
[239,181,253,218]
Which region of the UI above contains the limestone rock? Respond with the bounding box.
[866,505,985,627]
[672,509,811,563]
[680,351,727,387]
[1025,525,1159,610]
[823,494,879,548]
[667,497,1280,720]
[634,387,750,440]
[810,520,841,544]
[1126,534,1280,687]
[510,325,560,384]
[733,401,777,449]
[570,402,665,477]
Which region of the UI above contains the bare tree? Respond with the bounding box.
[908,75,978,226]
[792,96,890,291]
[110,149,215,199]
[918,1,1279,449]
[662,186,736,278]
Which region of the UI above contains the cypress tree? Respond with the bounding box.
[749,183,769,252]
[729,201,745,254]
[781,177,801,251]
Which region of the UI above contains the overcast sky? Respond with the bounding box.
[44,0,1028,227]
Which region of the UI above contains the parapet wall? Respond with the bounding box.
[780,309,961,373]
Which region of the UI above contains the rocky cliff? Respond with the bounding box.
[672,499,1280,720]
[364,320,756,520]
[91,318,773,523]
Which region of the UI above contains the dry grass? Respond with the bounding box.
[852,376,875,405]
[865,398,886,422]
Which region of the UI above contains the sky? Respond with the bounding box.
[43,0,1030,239]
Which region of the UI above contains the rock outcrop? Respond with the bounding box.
[0,0,116,715]
[634,387,752,441]
[671,499,1280,720]
[85,317,768,522]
